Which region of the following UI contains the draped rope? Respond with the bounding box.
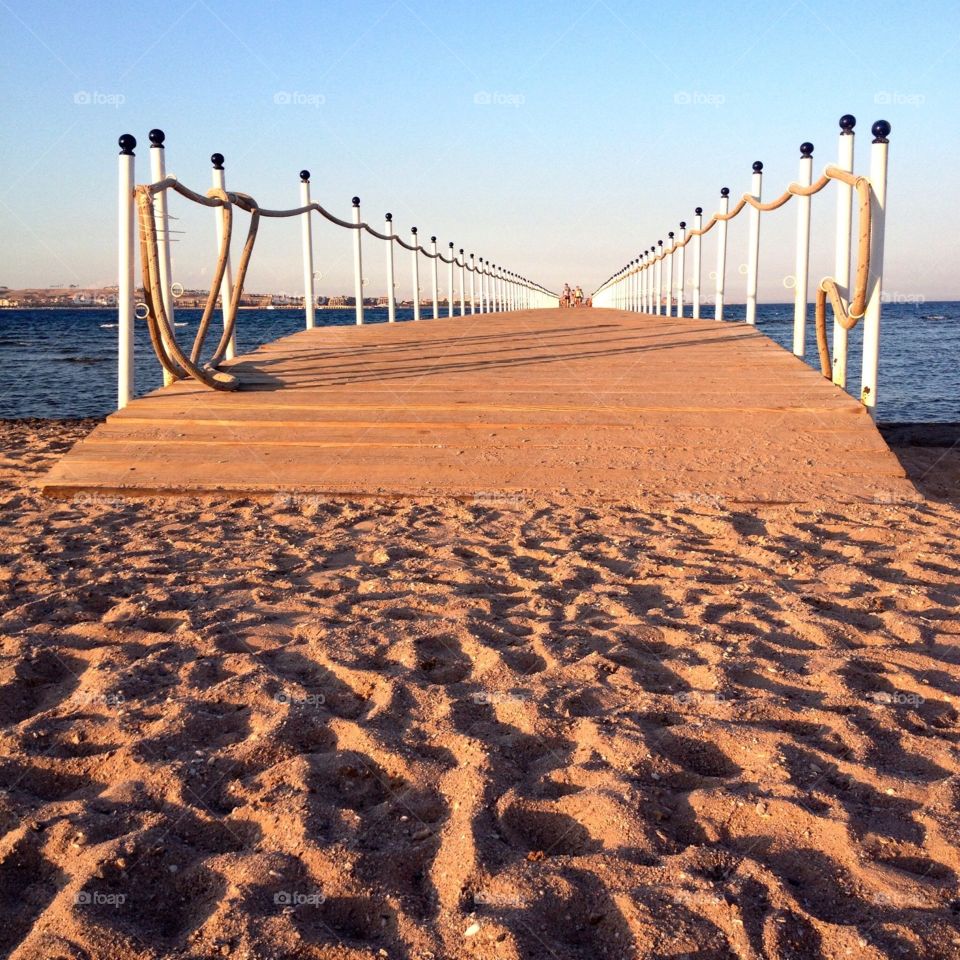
[608,166,874,378]
[134,178,546,390]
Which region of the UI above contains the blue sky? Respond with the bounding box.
[1,0,958,301]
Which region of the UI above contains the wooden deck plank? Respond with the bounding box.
[42,308,915,503]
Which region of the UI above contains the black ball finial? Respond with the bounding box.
[411,226,418,234]
[449,241,454,248]
[679,221,686,230]
[839,114,856,133]
[695,206,702,215]
[211,153,225,169]
[385,212,392,222]
[352,196,360,207]
[299,169,309,181]
[658,240,663,247]
[800,142,814,158]
[721,187,730,197]
[118,134,136,156]
[148,128,165,147]
[872,119,891,143]
[668,231,675,239]
[460,248,464,254]
[752,160,763,173]
[431,235,437,243]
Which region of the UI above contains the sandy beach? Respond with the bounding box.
[2,418,959,959]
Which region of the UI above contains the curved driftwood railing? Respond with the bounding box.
[116,130,559,404]
[592,115,891,413]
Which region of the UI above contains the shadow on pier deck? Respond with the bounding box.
[42,308,915,504]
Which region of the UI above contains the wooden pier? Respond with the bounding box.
[42,309,914,503]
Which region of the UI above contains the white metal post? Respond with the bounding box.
[351,197,364,325]
[638,257,644,313]
[677,223,687,318]
[480,260,487,313]
[299,170,315,332]
[665,234,675,317]
[655,242,663,315]
[793,143,814,356]
[861,120,890,414]
[411,227,421,321]
[692,209,702,319]
[459,250,466,315]
[211,155,237,357]
[149,129,175,386]
[385,213,396,323]
[117,134,136,409]
[448,243,455,317]
[716,188,730,321]
[645,257,650,313]
[642,253,649,313]
[469,254,476,314]
[833,115,856,385]
[745,161,763,325]
[430,237,440,319]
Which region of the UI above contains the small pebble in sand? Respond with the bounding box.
[464,922,481,937]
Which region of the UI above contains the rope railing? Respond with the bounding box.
[116,129,560,404]
[592,115,891,414]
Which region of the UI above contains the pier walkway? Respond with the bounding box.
[42,309,913,504]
